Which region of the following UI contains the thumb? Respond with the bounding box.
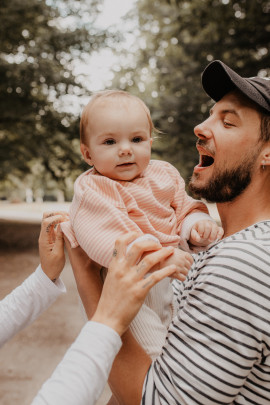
[54,225,64,248]
[190,228,201,242]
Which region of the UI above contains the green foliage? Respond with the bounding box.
[0,0,108,199]
[2,0,270,201]
[114,0,270,181]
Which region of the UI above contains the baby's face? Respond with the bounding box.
[81,97,152,181]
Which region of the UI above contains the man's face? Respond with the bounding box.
[189,91,262,203]
[81,97,152,181]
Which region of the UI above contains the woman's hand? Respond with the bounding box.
[92,232,177,336]
[38,211,69,281]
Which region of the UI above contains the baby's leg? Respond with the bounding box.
[129,303,167,359]
[130,278,175,359]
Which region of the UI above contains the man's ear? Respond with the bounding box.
[80,144,93,166]
[260,144,270,168]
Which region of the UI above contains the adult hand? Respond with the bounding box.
[92,232,177,336]
[39,211,69,281]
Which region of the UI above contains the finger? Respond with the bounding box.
[208,226,220,242]
[40,214,67,245]
[52,225,65,252]
[185,252,194,266]
[172,271,188,281]
[112,232,140,260]
[217,227,224,240]
[42,211,69,219]
[42,214,68,230]
[190,228,201,242]
[136,246,174,277]
[55,224,64,240]
[200,222,213,240]
[127,238,163,267]
[140,264,178,291]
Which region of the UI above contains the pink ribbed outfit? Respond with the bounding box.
[62,160,210,358]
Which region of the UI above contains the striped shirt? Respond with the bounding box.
[62,160,208,268]
[142,221,270,404]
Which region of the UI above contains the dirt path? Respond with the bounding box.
[0,221,111,404]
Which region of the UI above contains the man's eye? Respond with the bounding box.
[224,121,234,127]
[132,137,142,143]
[104,139,115,145]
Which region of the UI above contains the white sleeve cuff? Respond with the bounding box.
[127,234,160,252]
[37,265,66,293]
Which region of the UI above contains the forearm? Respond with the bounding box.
[109,330,152,405]
[66,243,103,319]
[32,321,122,405]
[0,265,65,347]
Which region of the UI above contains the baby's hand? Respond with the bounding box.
[189,220,224,247]
[160,248,193,281]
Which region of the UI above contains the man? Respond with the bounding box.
[69,60,270,405]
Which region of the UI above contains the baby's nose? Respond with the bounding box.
[119,142,132,155]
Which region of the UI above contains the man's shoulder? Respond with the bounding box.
[195,221,270,277]
[225,221,270,251]
[217,222,269,252]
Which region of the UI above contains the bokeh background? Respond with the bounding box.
[1,0,270,202]
[0,0,269,403]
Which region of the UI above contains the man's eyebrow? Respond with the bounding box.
[221,109,240,117]
[209,107,240,117]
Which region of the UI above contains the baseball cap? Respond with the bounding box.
[201,60,270,113]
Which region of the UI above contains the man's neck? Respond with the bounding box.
[217,179,270,238]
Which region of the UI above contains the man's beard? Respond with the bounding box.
[189,152,258,203]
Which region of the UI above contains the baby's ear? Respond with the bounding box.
[80,144,93,166]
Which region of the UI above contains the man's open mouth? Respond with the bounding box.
[199,154,214,167]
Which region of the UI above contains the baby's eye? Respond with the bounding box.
[132,136,143,143]
[104,139,115,145]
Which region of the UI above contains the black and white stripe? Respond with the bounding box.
[142,221,270,404]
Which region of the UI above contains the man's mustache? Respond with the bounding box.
[196,139,215,156]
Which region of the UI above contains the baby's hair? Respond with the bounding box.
[80,90,158,144]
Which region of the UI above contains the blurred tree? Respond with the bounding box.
[114,0,270,180]
[0,0,114,199]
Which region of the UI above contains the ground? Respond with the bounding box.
[0,218,111,405]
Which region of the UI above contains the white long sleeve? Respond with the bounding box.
[32,321,122,405]
[0,265,66,347]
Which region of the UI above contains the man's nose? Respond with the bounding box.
[194,118,212,140]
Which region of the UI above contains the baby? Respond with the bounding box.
[62,90,223,359]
